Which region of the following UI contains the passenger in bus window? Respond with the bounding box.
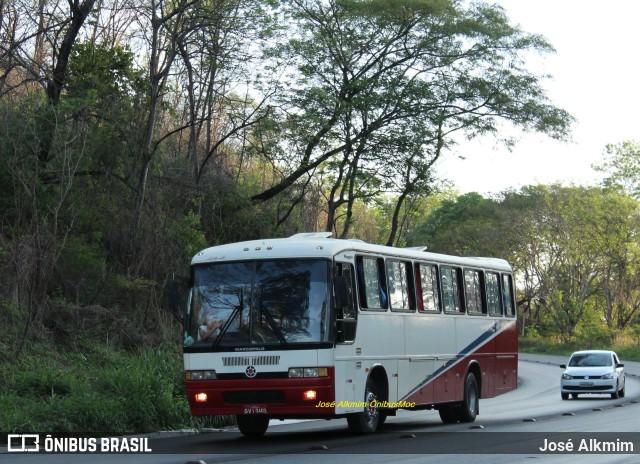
[199,316,223,341]
[198,298,224,341]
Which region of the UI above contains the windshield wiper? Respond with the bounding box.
[259,303,288,345]
[212,288,243,349]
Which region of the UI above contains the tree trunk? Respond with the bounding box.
[38,0,96,163]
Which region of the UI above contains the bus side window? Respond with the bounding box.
[486,272,502,316]
[464,269,485,315]
[386,260,413,311]
[356,256,388,310]
[502,274,515,317]
[335,263,357,343]
[441,266,463,313]
[417,263,440,312]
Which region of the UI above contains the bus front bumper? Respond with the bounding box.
[186,375,336,417]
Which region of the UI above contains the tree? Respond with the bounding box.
[500,186,621,341]
[128,0,200,235]
[0,92,92,357]
[408,192,504,255]
[588,189,640,330]
[250,0,573,240]
[0,0,109,356]
[173,0,277,188]
[410,185,640,342]
[593,140,640,199]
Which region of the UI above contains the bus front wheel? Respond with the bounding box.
[236,415,269,438]
[347,379,381,433]
[438,404,458,423]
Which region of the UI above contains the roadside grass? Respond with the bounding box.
[0,336,234,434]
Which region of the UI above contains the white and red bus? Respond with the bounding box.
[182,232,517,436]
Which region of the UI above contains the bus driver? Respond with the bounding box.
[197,293,224,341]
[199,315,223,341]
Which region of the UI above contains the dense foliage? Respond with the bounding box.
[0,0,572,353]
[408,184,640,346]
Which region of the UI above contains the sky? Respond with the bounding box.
[436,0,640,195]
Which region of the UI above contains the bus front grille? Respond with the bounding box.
[223,390,286,404]
[222,356,281,367]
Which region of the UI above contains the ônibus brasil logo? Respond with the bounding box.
[6,434,152,453]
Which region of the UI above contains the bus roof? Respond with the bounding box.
[191,232,512,272]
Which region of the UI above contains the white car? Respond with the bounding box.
[560,350,625,400]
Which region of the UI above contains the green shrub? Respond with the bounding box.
[9,367,75,398]
[98,348,187,431]
[57,392,128,432]
[0,344,216,434]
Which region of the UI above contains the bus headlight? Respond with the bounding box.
[289,367,329,378]
[288,368,304,378]
[187,370,217,380]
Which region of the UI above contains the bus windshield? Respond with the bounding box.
[184,259,331,348]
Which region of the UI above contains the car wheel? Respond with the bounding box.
[561,392,569,400]
[611,388,620,399]
[619,384,625,398]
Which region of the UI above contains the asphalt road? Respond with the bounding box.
[3,353,640,464]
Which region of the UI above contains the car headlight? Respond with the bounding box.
[562,374,572,380]
[602,373,614,379]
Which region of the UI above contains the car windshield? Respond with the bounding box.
[184,259,331,348]
[568,353,612,367]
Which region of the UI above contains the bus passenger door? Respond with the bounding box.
[333,261,358,412]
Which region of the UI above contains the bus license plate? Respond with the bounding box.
[244,407,268,414]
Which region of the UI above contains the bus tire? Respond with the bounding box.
[378,411,388,428]
[347,379,381,433]
[438,404,458,424]
[236,415,269,438]
[456,372,479,423]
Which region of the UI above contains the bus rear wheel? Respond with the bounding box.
[455,372,479,423]
[236,415,269,438]
[347,379,381,433]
